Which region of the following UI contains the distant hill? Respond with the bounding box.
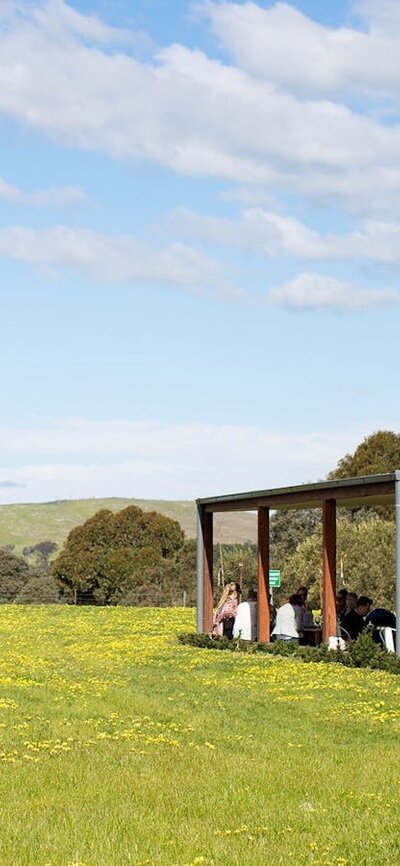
[0,497,257,555]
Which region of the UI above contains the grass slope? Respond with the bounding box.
[0,605,399,866]
[0,497,256,553]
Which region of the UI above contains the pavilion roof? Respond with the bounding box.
[197,472,399,512]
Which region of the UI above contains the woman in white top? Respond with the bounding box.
[233,590,257,641]
[271,593,303,643]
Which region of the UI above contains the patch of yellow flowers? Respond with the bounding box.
[0,604,399,866]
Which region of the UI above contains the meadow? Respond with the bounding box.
[0,607,399,866]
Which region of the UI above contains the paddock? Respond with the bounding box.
[196,472,400,654]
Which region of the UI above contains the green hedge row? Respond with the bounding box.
[178,630,400,675]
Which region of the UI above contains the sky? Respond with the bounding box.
[0,0,399,505]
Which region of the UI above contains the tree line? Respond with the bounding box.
[0,430,399,607]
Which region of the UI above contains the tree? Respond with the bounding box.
[22,540,58,576]
[282,517,395,610]
[15,574,66,604]
[52,505,185,605]
[0,548,31,603]
[329,431,400,479]
[270,508,320,571]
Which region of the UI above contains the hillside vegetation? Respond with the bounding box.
[0,497,256,553]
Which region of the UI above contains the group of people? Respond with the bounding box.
[210,582,314,643]
[211,582,257,641]
[271,585,314,643]
[211,581,396,646]
[336,588,396,641]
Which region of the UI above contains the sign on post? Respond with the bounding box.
[269,569,281,588]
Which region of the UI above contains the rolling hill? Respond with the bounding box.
[0,497,257,554]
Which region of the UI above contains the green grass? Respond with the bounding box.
[0,605,399,866]
[0,498,256,553]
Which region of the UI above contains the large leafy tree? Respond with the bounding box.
[269,431,400,575]
[282,517,395,610]
[0,547,31,603]
[329,431,400,479]
[52,506,184,605]
[270,508,320,571]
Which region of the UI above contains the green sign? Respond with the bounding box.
[269,569,281,588]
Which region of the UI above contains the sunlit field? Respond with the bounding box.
[0,606,400,866]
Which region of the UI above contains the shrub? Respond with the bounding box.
[177,631,400,675]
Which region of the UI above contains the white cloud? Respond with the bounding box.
[268,273,400,311]
[0,225,223,291]
[204,1,400,100]
[355,0,400,33]
[0,418,365,502]
[0,177,84,205]
[29,0,134,46]
[169,206,400,265]
[1,2,400,216]
[0,220,398,311]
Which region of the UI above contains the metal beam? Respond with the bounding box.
[257,507,270,642]
[395,472,400,657]
[202,510,214,634]
[196,505,204,634]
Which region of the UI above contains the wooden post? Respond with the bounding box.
[257,506,270,642]
[322,499,336,643]
[203,510,214,634]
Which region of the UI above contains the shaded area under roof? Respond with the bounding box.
[197,472,399,512]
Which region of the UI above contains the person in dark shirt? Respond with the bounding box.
[365,608,396,629]
[341,596,373,640]
[365,608,396,646]
[336,593,347,625]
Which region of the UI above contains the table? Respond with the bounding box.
[301,627,323,647]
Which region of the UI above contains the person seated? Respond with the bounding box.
[233,590,257,641]
[297,585,314,628]
[271,593,303,643]
[341,595,373,640]
[345,591,358,613]
[269,593,277,632]
[365,607,396,645]
[336,593,347,625]
[365,608,396,629]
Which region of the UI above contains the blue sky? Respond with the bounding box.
[0,0,399,504]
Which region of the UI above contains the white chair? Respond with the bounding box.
[382,627,396,653]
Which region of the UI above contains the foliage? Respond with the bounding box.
[22,539,58,576]
[15,574,66,604]
[0,547,30,602]
[270,508,320,573]
[282,516,395,608]
[171,538,197,605]
[215,542,258,600]
[52,505,185,604]
[178,629,400,674]
[329,430,400,479]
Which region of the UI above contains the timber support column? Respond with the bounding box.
[196,505,213,634]
[322,498,336,643]
[257,506,270,642]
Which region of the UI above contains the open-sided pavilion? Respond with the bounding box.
[196,472,400,655]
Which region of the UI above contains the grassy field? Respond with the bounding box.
[0,606,399,866]
[0,498,256,553]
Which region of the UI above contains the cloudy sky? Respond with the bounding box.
[0,0,399,504]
